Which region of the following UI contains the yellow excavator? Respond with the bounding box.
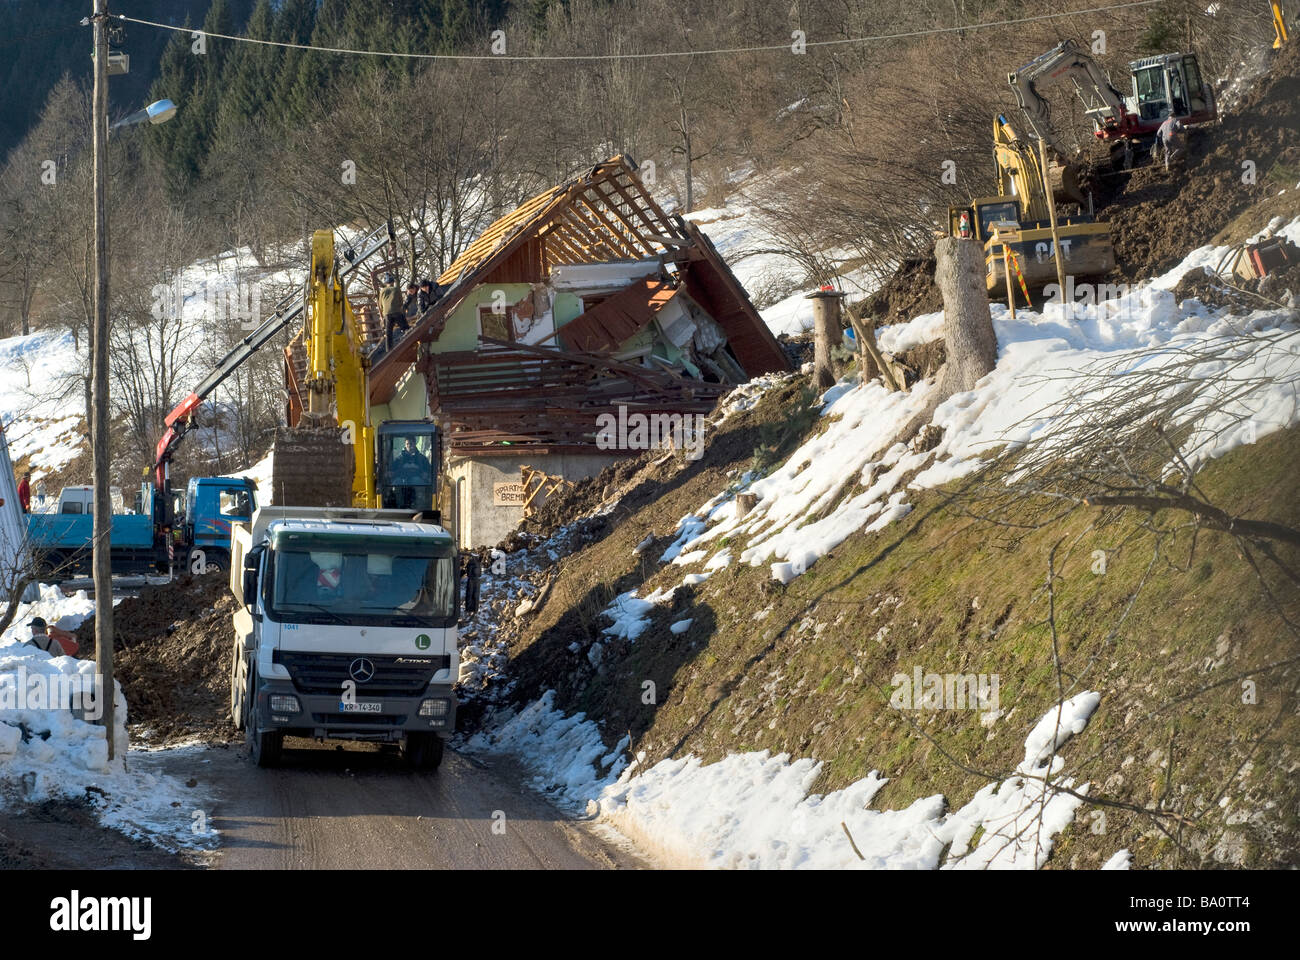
[949,115,1114,294]
[271,229,440,511]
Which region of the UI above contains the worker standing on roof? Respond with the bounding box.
[403,281,420,320]
[1156,113,1186,172]
[378,277,408,352]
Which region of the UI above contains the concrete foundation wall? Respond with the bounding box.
[446,451,622,549]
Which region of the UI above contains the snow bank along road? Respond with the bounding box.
[136,740,641,870]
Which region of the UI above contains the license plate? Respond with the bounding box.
[338,701,382,713]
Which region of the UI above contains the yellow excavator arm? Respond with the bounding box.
[302,229,376,508]
[992,115,1086,220]
[1274,2,1290,47]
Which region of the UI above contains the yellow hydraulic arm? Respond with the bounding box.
[303,229,376,508]
[992,114,1087,220]
[1274,2,1290,47]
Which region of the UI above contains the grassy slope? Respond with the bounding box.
[502,375,1299,868]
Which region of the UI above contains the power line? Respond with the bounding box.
[110,1,1164,63]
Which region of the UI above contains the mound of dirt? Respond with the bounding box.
[1092,43,1300,282]
[854,255,943,327]
[76,572,236,745]
[514,452,651,542]
[1171,267,1256,313]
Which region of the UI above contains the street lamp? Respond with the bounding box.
[110,98,178,131]
[90,0,176,761]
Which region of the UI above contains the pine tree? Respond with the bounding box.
[269,0,317,122]
[212,0,276,151]
[286,0,350,121]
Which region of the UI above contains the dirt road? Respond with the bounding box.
[139,739,642,870]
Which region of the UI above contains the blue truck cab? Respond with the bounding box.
[26,475,257,581]
[181,476,257,573]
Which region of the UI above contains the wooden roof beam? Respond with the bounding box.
[559,206,637,261]
[579,187,656,257]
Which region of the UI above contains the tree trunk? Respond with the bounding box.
[896,238,996,445]
[936,237,997,386]
[809,291,842,391]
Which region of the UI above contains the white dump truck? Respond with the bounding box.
[228,506,479,768]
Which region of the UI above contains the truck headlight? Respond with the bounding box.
[419,699,448,719]
[270,695,301,713]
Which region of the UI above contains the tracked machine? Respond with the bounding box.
[949,114,1114,294]
[1007,38,1216,169]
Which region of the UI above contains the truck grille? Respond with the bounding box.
[275,651,450,698]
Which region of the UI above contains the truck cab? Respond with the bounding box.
[182,476,256,573]
[228,506,476,769]
[1128,53,1215,127]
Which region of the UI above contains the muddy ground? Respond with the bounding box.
[0,798,196,869]
[76,572,237,746]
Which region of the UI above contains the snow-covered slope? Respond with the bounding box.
[663,215,1300,586]
[0,329,87,478]
[463,209,1300,870]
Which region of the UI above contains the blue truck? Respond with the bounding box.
[28,476,257,579]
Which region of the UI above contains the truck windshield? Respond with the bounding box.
[268,544,457,627]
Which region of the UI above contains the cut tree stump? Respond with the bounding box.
[896,237,996,444]
[807,290,847,391]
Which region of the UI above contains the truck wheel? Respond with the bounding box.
[403,732,444,771]
[246,667,282,768]
[250,725,283,768]
[193,550,225,574]
[229,647,245,731]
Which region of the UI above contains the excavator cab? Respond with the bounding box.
[1128,53,1215,125]
[376,420,440,512]
[949,200,1020,244]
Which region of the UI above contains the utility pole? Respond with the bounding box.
[1038,138,1068,302]
[90,0,115,759]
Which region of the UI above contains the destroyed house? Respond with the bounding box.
[358,155,789,546]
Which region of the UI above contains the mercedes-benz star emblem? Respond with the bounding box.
[349,658,375,683]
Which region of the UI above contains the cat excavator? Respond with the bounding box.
[949,114,1114,294]
[270,228,440,511]
[155,222,441,529]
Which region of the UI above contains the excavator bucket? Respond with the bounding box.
[1047,160,1087,208]
[270,422,356,508]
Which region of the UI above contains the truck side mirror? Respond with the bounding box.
[464,556,480,615]
[242,547,262,610]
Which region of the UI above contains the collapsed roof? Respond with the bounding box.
[366,155,789,454]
